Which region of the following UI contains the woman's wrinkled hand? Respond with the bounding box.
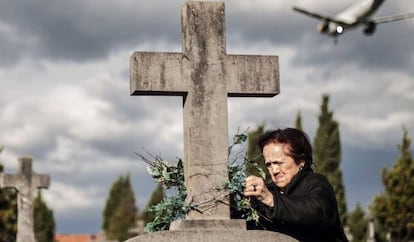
[244,175,274,207]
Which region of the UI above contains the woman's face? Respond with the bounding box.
[263,142,304,190]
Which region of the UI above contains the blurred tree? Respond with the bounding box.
[246,124,265,163]
[370,128,414,242]
[141,183,164,225]
[246,124,271,184]
[102,174,138,241]
[295,110,303,131]
[348,203,367,242]
[34,190,55,242]
[102,175,124,232]
[313,94,347,225]
[0,145,17,242]
[373,218,388,242]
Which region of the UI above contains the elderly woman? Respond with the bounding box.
[244,128,348,242]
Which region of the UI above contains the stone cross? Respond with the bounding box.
[366,212,376,242]
[130,1,279,222]
[0,157,50,242]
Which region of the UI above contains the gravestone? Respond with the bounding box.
[366,212,375,242]
[0,156,50,242]
[127,1,296,241]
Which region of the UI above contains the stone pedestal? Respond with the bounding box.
[125,220,297,242]
[125,231,297,242]
[125,228,297,242]
[169,219,246,231]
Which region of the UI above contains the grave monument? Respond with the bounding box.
[0,156,50,242]
[127,1,296,241]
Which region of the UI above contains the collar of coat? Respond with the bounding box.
[270,167,314,194]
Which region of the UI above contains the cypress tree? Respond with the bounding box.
[102,175,124,231]
[370,128,414,241]
[348,203,367,242]
[102,174,138,241]
[141,183,164,225]
[34,190,55,242]
[246,124,265,163]
[313,94,347,224]
[0,146,17,242]
[295,110,303,131]
[246,124,271,184]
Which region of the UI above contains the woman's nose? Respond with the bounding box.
[269,164,279,173]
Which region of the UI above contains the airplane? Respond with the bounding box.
[292,0,414,43]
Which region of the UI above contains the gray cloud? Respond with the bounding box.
[1,0,413,234]
[0,0,184,65]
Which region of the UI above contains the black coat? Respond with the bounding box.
[250,168,349,242]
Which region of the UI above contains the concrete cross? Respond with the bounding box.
[130,1,279,221]
[366,212,376,242]
[0,157,50,242]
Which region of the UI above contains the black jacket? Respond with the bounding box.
[250,168,349,242]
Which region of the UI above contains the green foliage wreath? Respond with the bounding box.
[137,133,265,232]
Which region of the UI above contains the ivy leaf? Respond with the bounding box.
[233,133,247,145]
[162,169,170,180]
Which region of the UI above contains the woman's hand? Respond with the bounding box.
[244,175,274,207]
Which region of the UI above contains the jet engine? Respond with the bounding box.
[363,21,376,35]
[317,21,329,33]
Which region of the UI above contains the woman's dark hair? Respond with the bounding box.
[257,128,313,168]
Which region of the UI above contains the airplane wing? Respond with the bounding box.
[292,6,349,26]
[372,12,414,24]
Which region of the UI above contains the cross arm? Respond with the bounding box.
[33,173,50,189]
[225,55,279,97]
[130,52,190,96]
[0,173,18,188]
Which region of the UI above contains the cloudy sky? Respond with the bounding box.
[1,0,413,235]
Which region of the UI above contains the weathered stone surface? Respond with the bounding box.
[130,1,278,220]
[0,156,50,242]
[169,219,246,231]
[124,230,297,242]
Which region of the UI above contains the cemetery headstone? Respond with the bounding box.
[131,0,278,222]
[0,157,50,242]
[127,1,296,241]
